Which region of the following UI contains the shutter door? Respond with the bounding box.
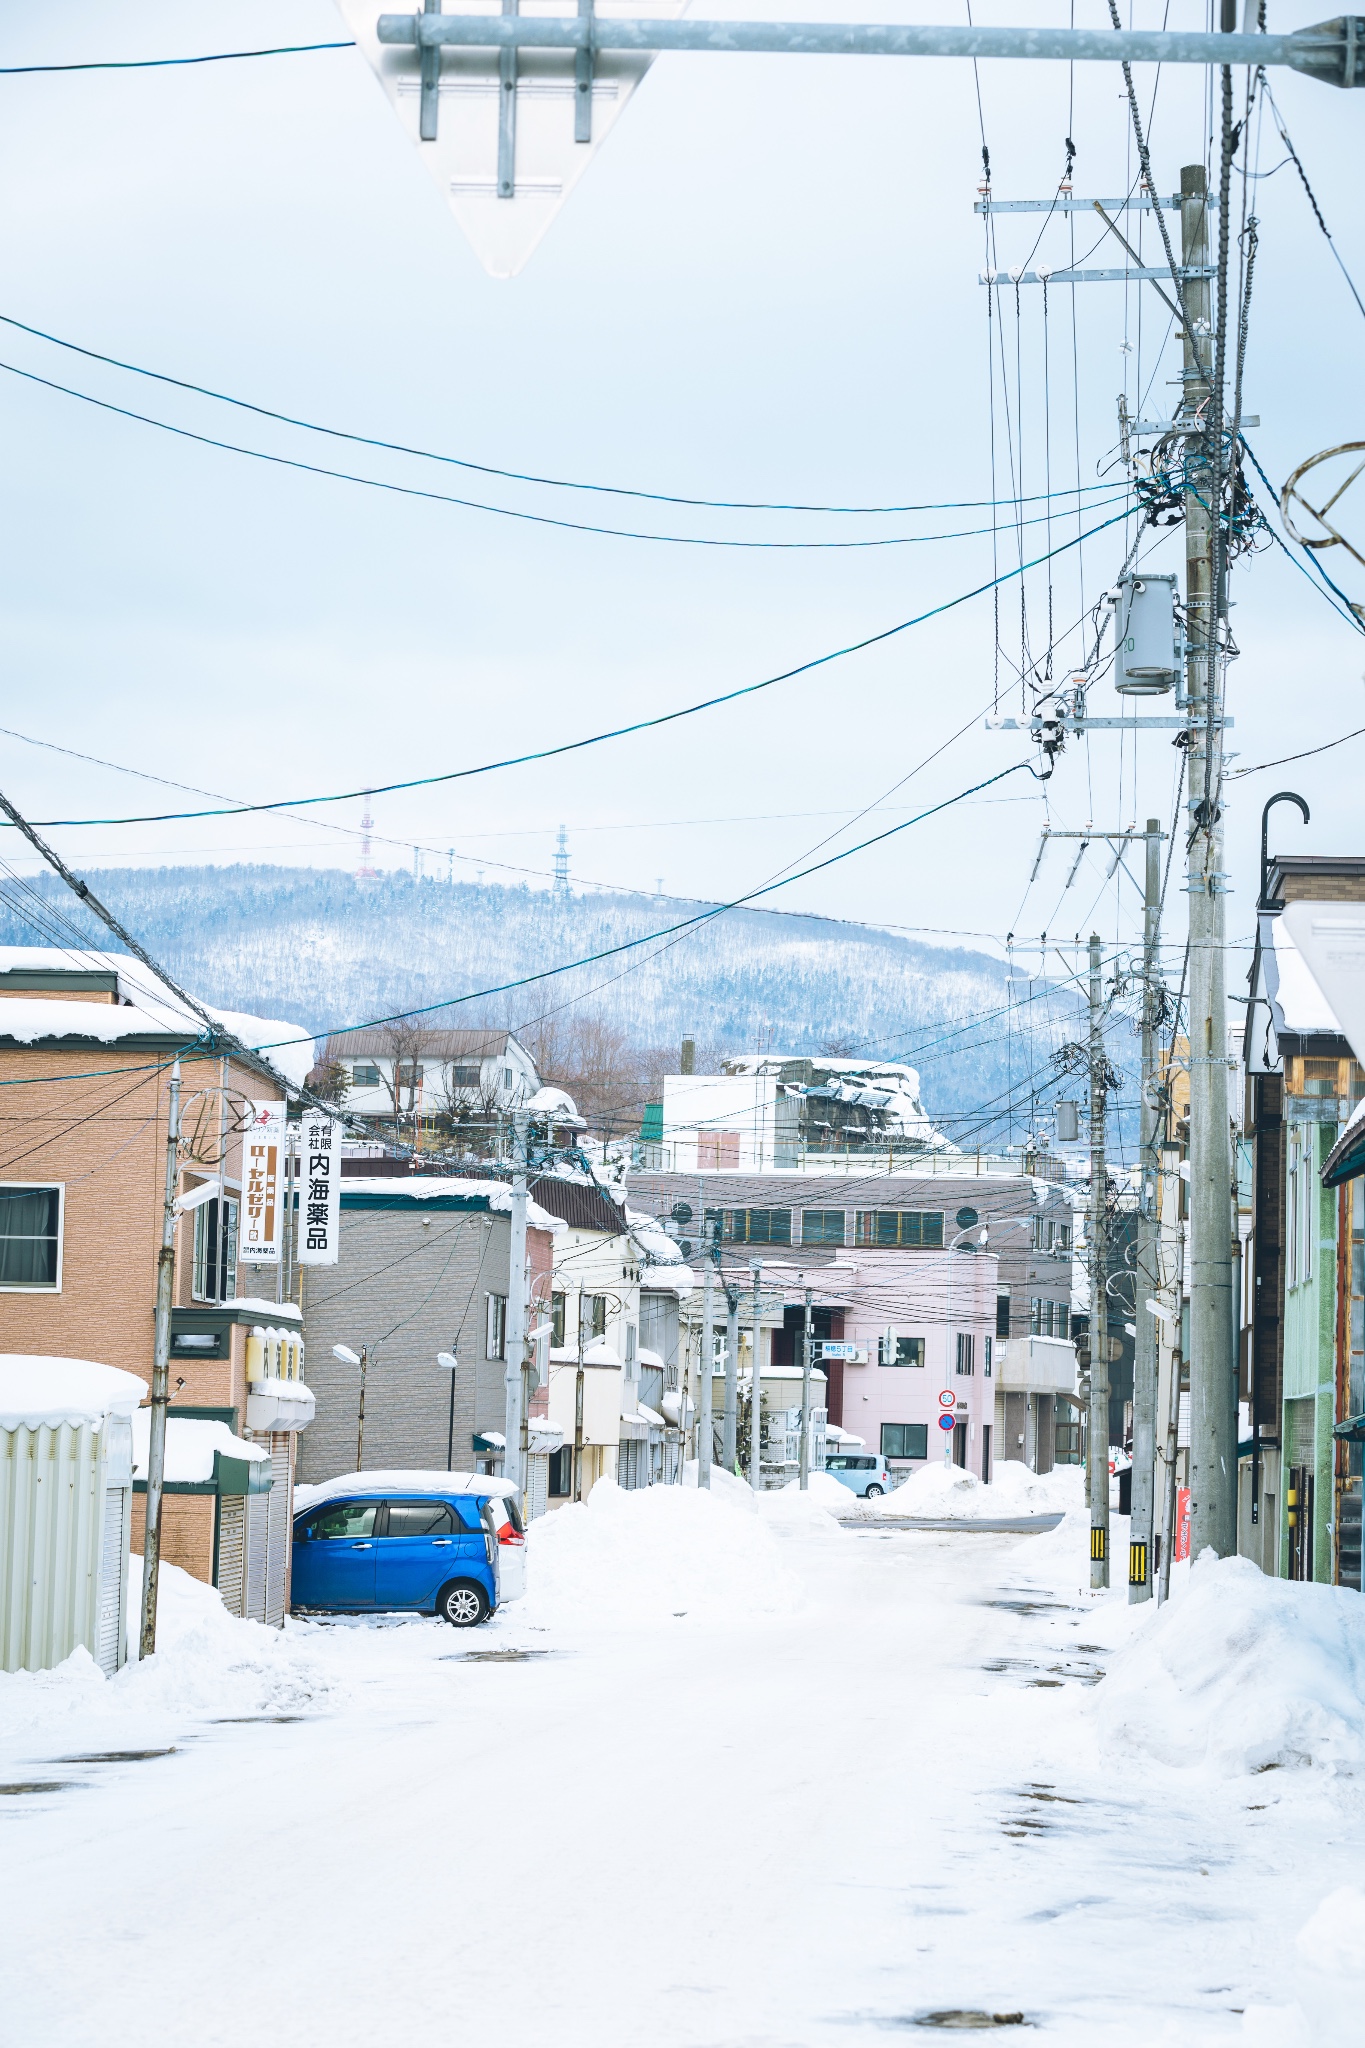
[97,1485,130,1677]
[245,1492,269,1622]
[216,1496,246,1617]
[264,1436,291,1628]
[526,1451,548,1522]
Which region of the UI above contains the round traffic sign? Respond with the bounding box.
[938,1413,957,1432]
[937,1389,957,1409]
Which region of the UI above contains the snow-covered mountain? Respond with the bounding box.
[0,866,1077,1132]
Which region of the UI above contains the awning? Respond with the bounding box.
[1323,1098,1365,1188]
[472,1431,505,1454]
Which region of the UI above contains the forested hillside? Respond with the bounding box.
[0,866,1079,1136]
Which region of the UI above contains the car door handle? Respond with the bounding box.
[431,1539,452,1547]
[350,1542,373,1550]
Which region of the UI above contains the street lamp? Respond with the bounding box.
[437,1351,458,1470]
[332,1343,368,1470]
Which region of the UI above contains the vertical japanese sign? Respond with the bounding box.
[241,1100,286,1264]
[297,1111,342,1267]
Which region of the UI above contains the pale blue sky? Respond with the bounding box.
[0,0,1359,978]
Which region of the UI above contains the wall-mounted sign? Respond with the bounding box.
[297,1111,341,1267]
[241,1101,286,1264]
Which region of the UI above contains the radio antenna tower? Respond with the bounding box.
[356,792,380,883]
[553,824,570,898]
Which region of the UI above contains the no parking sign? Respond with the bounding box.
[937,1413,957,1433]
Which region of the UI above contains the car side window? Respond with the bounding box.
[384,1500,456,1538]
[313,1501,379,1540]
[826,1457,847,1470]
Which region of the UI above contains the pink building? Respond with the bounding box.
[761,1247,1001,1481]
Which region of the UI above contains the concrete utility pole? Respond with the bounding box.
[1087,935,1111,1592]
[749,1259,764,1493]
[699,1243,715,1489]
[799,1285,814,1489]
[503,1111,529,1494]
[1129,821,1163,1601]
[139,1058,182,1661]
[1182,161,1238,1562]
[723,1282,740,1471]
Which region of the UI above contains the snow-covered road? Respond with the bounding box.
[3,1477,1363,2046]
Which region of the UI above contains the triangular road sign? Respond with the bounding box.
[336,0,691,277]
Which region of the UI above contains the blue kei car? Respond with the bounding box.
[292,1473,526,1627]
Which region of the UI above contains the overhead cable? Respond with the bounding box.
[0,42,355,74]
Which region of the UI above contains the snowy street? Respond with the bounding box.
[4,1477,1363,2046]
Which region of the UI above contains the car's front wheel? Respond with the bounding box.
[438,1580,490,1627]
[864,1483,884,1499]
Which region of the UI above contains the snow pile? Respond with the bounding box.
[522,1478,801,1631]
[979,1460,1086,1514]
[0,1559,329,1748]
[1294,1887,1365,2040]
[1095,1554,1365,1775]
[0,1354,146,1428]
[131,1411,267,1483]
[861,1459,1083,1518]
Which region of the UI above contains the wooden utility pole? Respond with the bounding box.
[1087,936,1110,1591]
[139,1059,182,1660]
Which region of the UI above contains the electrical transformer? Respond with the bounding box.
[1113,574,1180,693]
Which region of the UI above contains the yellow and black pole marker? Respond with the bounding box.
[1091,1526,1107,1565]
[1129,1539,1148,1588]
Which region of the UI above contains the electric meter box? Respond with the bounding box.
[1115,574,1180,693]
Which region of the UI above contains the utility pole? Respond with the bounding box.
[1129,821,1163,1601]
[799,1285,814,1489]
[573,1281,586,1503]
[1087,935,1110,1592]
[698,1240,715,1489]
[749,1259,764,1493]
[723,1281,740,1472]
[139,1058,182,1661]
[1182,160,1238,1562]
[503,1110,529,1494]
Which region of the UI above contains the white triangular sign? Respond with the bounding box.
[1281,899,1365,1068]
[336,1,690,277]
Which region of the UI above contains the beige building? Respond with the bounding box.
[0,948,316,1623]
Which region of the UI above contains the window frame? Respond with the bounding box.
[955,1332,975,1376]
[486,1292,508,1361]
[853,1209,945,1250]
[0,1181,64,1293]
[192,1193,239,1304]
[351,1061,382,1088]
[879,1335,925,1368]
[800,1209,847,1247]
[881,1422,928,1461]
[703,1207,792,1248]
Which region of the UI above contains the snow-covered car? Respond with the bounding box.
[291,1471,526,1626]
[823,1453,897,1499]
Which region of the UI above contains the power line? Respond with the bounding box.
[0,308,1123,519]
[0,506,1131,833]
[0,42,355,75]
[0,351,1131,551]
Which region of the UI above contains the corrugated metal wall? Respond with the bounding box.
[0,1418,115,1674]
[216,1495,246,1616]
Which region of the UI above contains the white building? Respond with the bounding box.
[653,1056,954,1173]
[320,1027,540,1128]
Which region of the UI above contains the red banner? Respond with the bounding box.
[1173,1486,1191,1563]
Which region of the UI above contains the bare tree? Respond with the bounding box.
[376,1019,427,1134]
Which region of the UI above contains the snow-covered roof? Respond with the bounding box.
[130,1411,267,1484]
[526,1084,585,1127]
[1262,920,1340,1036]
[0,948,316,1090]
[635,1402,666,1427]
[293,1469,523,1511]
[639,1262,695,1296]
[340,1176,565,1233]
[637,1347,665,1370]
[224,1297,304,1323]
[0,1354,147,1430]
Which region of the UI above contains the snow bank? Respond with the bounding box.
[0,1354,147,1428]
[863,1459,1083,1518]
[1095,1554,1365,1775]
[522,1478,801,1631]
[0,1559,329,1748]
[1295,1886,1365,2039]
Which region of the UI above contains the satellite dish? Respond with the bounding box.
[955,1206,979,1229]
[337,0,693,278]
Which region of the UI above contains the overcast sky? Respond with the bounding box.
[0,0,1359,986]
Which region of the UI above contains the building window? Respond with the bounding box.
[1055,1223,1072,1254]
[0,1183,63,1290]
[697,1131,741,1170]
[583,1293,609,1340]
[396,1061,425,1092]
[450,1062,482,1088]
[996,1292,1011,1338]
[548,1445,573,1496]
[351,1062,381,1087]
[486,1293,507,1360]
[1301,1128,1314,1283]
[551,1292,566,1346]
[1030,1297,1044,1336]
[624,1324,637,1376]
[854,1210,945,1250]
[503,1067,513,1089]
[192,1195,239,1303]
[955,1332,975,1376]
[880,1335,925,1367]
[882,1422,928,1461]
[801,1210,847,1247]
[703,1208,792,1247]
[984,1337,993,1378]
[1056,1304,1070,1339]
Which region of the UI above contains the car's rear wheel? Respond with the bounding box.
[438,1580,490,1627]
[864,1483,884,1499]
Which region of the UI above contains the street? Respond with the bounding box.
[2,1482,1361,2045]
